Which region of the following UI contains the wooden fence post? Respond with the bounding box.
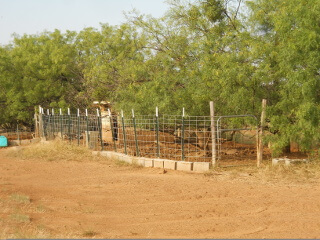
[210,101,217,166]
[257,99,267,167]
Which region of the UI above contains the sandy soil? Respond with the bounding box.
[1,146,320,239]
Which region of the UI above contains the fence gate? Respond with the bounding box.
[216,115,258,167]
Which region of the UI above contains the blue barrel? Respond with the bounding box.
[0,136,8,147]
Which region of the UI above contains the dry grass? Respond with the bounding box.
[115,159,144,169]
[4,140,149,174]
[0,193,34,238]
[0,191,80,239]
[82,230,98,237]
[10,213,31,223]
[10,194,31,204]
[256,160,320,183]
[4,139,106,163]
[206,160,320,184]
[5,139,320,184]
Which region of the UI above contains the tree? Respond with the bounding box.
[75,24,148,107]
[120,0,263,117]
[2,30,84,125]
[248,0,320,154]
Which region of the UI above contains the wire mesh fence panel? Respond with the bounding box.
[155,115,213,162]
[0,128,34,141]
[216,115,262,167]
[115,114,216,162]
[41,114,102,150]
[39,112,264,165]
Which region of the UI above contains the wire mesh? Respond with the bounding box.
[41,114,101,150]
[40,112,261,165]
[0,127,34,141]
[113,114,217,162]
[216,115,259,167]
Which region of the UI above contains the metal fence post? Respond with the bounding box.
[48,113,52,140]
[38,106,43,139]
[257,99,267,167]
[51,109,55,138]
[121,110,127,155]
[156,107,160,158]
[97,109,104,151]
[108,109,116,152]
[132,109,140,157]
[210,101,217,166]
[68,108,71,143]
[47,109,50,139]
[85,109,89,148]
[77,109,80,146]
[17,124,20,145]
[41,108,46,139]
[34,107,39,138]
[59,108,63,140]
[181,108,185,161]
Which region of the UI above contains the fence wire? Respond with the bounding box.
[0,127,34,141]
[39,112,261,165]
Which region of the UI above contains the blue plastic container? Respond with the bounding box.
[0,136,8,147]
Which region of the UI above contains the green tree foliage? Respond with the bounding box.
[118,0,264,117]
[248,0,320,154]
[75,24,147,104]
[1,30,84,125]
[0,46,15,126]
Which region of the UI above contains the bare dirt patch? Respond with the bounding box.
[1,142,320,238]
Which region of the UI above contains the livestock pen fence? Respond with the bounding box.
[36,105,267,167]
[0,126,34,142]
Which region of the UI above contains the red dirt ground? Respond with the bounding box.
[1,145,320,238]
